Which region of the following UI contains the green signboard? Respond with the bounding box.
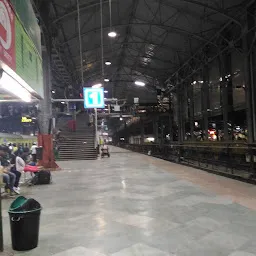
[15,18,43,98]
[0,0,43,99]
[11,0,41,53]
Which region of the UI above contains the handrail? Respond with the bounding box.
[119,143,256,184]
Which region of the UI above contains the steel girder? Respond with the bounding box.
[165,22,241,87]
[165,0,254,87]
[62,22,218,47]
[71,40,187,61]
[53,0,117,24]
[82,63,170,79]
[31,0,75,87]
[180,0,243,27]
[74,47,176,67]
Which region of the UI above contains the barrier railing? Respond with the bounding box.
[119,142,256,184]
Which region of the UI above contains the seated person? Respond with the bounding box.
[1,146,19,196]
[1,166,18,197]
[101,144,110,158]
[10,152,26,193]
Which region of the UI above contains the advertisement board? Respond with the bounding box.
[15,19,43,98]
[0,0,16,70]
[0,0,43,98]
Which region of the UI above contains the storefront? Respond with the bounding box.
[0,0,43,133]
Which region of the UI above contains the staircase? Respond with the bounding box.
[58,113,98,160]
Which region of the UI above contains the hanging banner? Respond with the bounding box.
[0,0,16,70]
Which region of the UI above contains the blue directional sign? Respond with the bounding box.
[83,87,105,109]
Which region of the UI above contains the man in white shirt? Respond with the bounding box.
[30,142,37,163]
[10,152,25,194]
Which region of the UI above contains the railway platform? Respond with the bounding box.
[1,146,256,256]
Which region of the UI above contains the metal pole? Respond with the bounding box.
[77,0,84,87]
[100,0,104,80]
[51,98,121,102]
[95,108,98,148]
[202,67,209,140]
[140,119,144,144]
[188,81,195,141]
[219,55,229,141]
[0,191,3,252]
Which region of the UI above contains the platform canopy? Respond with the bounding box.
[33,0,248,101]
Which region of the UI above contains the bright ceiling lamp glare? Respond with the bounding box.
[105,61,111,66]
[108,31,117,38]
[104,78,110,82]
[104,90,108,93]
[135,81,145,87]
[52,90,56,94]
[92,83,102,88]
[0,70,31,102]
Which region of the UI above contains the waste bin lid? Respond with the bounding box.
[9,196,27,211]
[9,196,42,214]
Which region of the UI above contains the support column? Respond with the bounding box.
[169,94,174,142]
[37,43,58,168]
[38,0,52,135]
[244,3,256,143]
[140,119,145,144]
[188,81,195,141]
[37,0,58,168]
[39,45,52,134]
[153,115,159,144]
[160,117,164,145]
[177,82,185,143]
[202,67,209,140]
[219,37,233,141]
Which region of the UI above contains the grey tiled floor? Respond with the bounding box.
[1,146,256,255]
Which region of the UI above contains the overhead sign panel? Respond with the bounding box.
[83,87,105,109]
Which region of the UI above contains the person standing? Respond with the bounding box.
[30,142,37,163]
[13,143,18,153]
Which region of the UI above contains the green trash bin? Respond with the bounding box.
[8,196,42,251]
[9,196,27,211]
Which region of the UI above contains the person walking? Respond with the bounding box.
[30,142,37,163]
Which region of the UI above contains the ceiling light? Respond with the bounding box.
[92,83,102,88]
[61,101,65,104]
[104,90,108,93]
[120,117,123,121]
[108,31,117,38]
[104,78,110,82]
[0,70,31,102]
[105,61,111,66]
[52,90,55,93]
[135,81,145,86]
[108,31,117,37]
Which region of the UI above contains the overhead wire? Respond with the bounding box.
[100,0,105,81]
[76,0,84,87]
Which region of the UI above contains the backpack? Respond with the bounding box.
[31,170,52,185]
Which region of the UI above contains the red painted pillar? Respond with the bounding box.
[37,134,59,168]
